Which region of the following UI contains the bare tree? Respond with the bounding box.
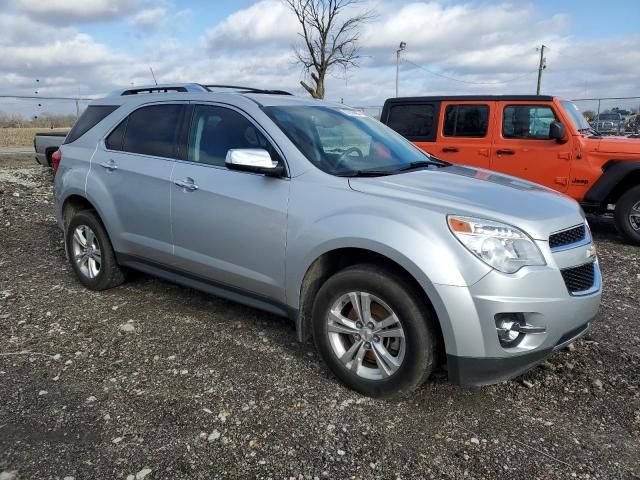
[285,0,373,99]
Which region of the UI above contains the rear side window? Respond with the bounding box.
[503,105,557,140]
[122,104,183,158]
[386,104,435,141]
[443,104,489,137]
[64,105,118,144]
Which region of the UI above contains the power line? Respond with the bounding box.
[403,59,537,85]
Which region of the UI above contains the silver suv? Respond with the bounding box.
[54,83,601,398]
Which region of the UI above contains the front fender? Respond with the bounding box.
[584,160,640,204]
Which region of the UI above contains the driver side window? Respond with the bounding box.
[188,105,280,167]
[503,105,557,140]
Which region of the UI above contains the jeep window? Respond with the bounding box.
[443,105,489,137]
[122,104,183,158]
[503,105,557,140]
[64,105,118,144]
[386,104,435,140]
[265,105,443,176]
[561,100,590,131]
[187,105,280,167]
[105,117,128,151]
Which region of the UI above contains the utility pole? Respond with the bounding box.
[396,41,406,97]
[536,44,546,95]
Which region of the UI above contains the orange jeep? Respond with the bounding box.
[381,95,640,244]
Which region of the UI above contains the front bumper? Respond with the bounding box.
[432,239,601,386]
[447,321,591,386]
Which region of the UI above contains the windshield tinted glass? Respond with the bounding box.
[599,114,619,120]
[560,101,590,130]
[265,105,438,175]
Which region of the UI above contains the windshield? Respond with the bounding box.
[598,114,619,120]
[560,100,591,130]
[264,105,442,176]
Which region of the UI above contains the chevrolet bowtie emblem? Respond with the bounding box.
[586,245,597,259]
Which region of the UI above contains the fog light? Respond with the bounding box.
[495,313,546,349]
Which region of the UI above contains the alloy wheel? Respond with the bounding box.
[326,291,406,380]
[629,201,640,231]
[71,225,102,279]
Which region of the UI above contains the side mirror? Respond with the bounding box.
[225,149,285,177]
[549,121,567,143]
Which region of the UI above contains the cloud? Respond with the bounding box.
[0,0,639,116]
[202,0,298,50]
[8,0,143,24]
[128,7,167,30]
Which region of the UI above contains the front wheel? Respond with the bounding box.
[312,264,437,398]
[614,185,640,245]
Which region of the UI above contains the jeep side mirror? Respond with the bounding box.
[549,121,567,143]
[225,149,285,177]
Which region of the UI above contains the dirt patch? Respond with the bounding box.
[0,156,639,479]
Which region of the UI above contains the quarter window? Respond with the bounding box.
[64,105,118,144]
[121,104,183,158]
[188,105,278,167]
[386,104,435,140]
[503,105,557,140]
[443,104,489,137]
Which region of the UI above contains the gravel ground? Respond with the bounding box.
[0,155,639,480]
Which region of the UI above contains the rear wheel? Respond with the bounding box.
[65,210,125,290]
[614,185,640,245]
[312,264,436,398]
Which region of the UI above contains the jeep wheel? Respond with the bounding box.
[312,264,436,398]
[614,185,640,245]
[65,210,125,290]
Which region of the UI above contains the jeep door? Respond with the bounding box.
[170,103,289,303]
[89,102,186,262]
[491,102,572,192]
[435,101,494,169]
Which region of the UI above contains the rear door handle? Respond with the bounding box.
[100,160,118,171]
[442,147,459,153]
[496,149,515,155]
[174,178,199,191]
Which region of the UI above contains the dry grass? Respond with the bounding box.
[0,127,68,148]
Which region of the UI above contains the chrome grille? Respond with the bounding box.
[549,225,586,250]
[561,262,596,294]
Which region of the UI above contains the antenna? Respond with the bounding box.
[149,67,158,86]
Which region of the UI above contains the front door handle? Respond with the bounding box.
[100,160,118,171]
[174,178,199,191]
[496,149,515,155]
[442,147,459,153]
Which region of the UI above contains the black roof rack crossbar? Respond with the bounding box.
[203,84,292,95]
[122,86,188,95]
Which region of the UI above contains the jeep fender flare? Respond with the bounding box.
[584,160,640,206]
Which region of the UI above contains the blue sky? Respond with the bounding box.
[1,0,639,114]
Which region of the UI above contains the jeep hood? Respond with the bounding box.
[348,165,584,241]
[595,136,640,155]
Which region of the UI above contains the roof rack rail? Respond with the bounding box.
[203,84,292,95]
[120,83,208,96]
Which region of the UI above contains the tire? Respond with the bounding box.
[614,185,640,245]
[65,210,125,290]
[312,264,437,399]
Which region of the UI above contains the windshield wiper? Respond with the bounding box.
[394,159,447,172]
[579,127,600,136]
[335,169,396,177]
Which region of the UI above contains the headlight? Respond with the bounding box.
[447,216,546,273]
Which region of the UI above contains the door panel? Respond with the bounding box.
[435,101,494,169]
[88,103,185,262]
[90,149,174,260]
[491,102,571,192]
[171,164,289,301]
[170,104,289,301]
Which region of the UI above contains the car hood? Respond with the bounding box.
[595,136,640,154]
[348,165,584,241]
